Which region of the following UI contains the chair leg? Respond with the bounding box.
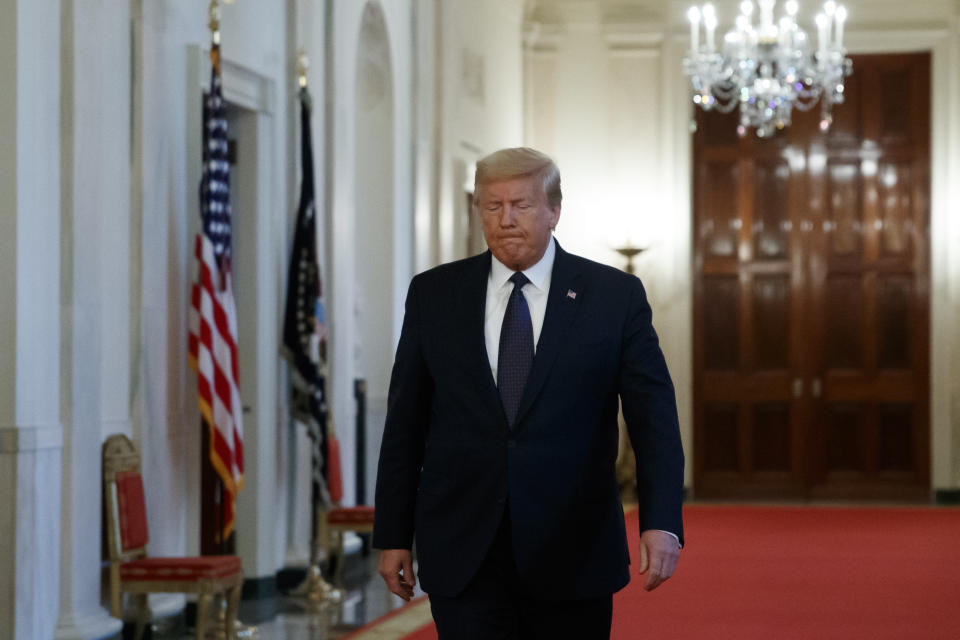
[109,566,122,618]
[335,529,346,588]
[196,591,212,640]
[317,509,328,568]
[225,585,241,640]
[133,593,151,640]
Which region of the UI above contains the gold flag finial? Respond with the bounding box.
[296,49,309,88]
[208,0,221,46]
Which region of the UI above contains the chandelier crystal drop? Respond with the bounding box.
[684,0,852,137]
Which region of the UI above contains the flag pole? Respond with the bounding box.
[287,48,342,605]
[207,0,230,557]
[195,2,257,637]
[209,0,221,55]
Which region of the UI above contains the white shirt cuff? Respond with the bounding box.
[648,529,681,548]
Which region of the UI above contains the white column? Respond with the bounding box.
[55,1,129,638]
[931,14,960,493]
[330,0,362,508]
[951,10,960,491]
[138,1,190,568]
[659,27,695,490]
[0,0,64,638]
[413,0,439,273]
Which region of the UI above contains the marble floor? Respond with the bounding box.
[159,551,428,640]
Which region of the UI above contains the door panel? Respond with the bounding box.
[752,403,792,472]
[752,275,790,370]
[703,276,740,370]
[702,404,739,473]
[701,159,741,259]
[753,160,791,260]
[693,53,930,500]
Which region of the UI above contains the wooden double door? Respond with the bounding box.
[693,54,930,500]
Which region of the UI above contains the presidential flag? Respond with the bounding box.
[283,86,332,507]
[188,45,245,540]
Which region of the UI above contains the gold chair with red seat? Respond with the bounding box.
[321,435,376,586]
[103,434,244,640]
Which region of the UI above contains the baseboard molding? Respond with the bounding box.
[241,575,278,601]
[120,611,185,640]
[934,489,960,505]
[237,575,279,622]
[276,566,308,593]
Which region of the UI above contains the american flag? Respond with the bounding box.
[283,86,333,507]
[188,46,245,540]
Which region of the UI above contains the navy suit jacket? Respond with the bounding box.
[373,241,684,599]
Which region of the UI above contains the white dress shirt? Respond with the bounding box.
[484,238,555,381]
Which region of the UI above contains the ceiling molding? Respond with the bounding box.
[602,23,665,53]
[523,21,566,51]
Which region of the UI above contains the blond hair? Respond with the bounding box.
[474,147,562,209]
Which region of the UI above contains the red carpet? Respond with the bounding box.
[371,505,960,639]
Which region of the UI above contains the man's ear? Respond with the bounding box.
[549,206,561,230]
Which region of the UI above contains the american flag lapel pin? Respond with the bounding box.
[566,289,577,300]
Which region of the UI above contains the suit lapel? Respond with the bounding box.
[513,241,583,427]
[455,251,505,424]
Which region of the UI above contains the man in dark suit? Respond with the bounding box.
[373,147,684,639]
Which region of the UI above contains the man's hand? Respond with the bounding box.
[378,549,416,601]
[637,530,680,591]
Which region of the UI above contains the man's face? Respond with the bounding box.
[477,175,561,271]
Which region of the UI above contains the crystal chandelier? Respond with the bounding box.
[684,0,852,137]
